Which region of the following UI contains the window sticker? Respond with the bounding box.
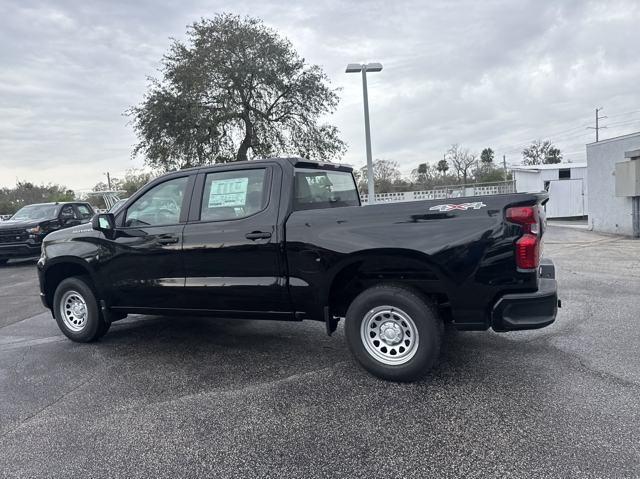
[208,177,248,208]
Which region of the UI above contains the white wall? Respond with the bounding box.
[546,180,585,217]
[514,166,587,193]
[514,166,588,218]
[586,132,640,236]
[513,170,541,192]
[359,182,516,204]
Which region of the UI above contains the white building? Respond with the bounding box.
[512,163,588,218]
[586,131,640,237]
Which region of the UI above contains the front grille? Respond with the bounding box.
[0,229,28,244]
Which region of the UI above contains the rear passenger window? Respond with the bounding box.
[200,169,268,222]
[294,169,360,211]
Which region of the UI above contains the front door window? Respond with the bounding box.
[125,177,188,227]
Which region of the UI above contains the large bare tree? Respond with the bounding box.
[358,159,402,193]
[446,144,477,184]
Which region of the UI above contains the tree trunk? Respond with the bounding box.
[236,115,253,162]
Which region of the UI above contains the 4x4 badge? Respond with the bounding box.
[429,202,486,212]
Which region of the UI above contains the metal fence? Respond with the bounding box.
[360,180,516,204]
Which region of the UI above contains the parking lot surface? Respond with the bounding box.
[0,226,638,478]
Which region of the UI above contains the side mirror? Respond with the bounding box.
[91,213,115,233]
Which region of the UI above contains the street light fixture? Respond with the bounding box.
[346,62,383,204]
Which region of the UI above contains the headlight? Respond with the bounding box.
[26,225,41,234]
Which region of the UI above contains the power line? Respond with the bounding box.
[498,108,640,154]
[493,123,591,154]
[602,109,640,120]
[605,118,640,128]
[436,107,639,168]
[498,130,592,156]
[493,120,600,155]
[500,109,640,162]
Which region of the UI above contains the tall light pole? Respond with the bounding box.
[346,62,382,204]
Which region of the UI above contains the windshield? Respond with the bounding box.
[11,204,58,221]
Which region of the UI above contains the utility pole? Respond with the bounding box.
[587,107,607,142]
[503,155,507,181]
[105,172,112,190]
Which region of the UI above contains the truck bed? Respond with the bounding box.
[285,192,548,329]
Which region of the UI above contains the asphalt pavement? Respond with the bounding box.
[0,226,638,478]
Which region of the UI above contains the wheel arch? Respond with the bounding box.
[326,249,451,318]
[42,257,101,309]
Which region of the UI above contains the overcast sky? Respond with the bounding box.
[1,0,640,191]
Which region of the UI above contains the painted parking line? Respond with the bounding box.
[0,335,66,351]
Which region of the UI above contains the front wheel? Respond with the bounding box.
[53,276,110,342]
[345,285,442,382]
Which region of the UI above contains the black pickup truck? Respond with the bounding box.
[37,158,558,381]
[0,202,94,265]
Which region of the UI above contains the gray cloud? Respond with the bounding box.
[1,0,639,189]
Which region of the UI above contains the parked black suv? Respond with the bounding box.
[0,202,94,265]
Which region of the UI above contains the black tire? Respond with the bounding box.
[345,284,442,382]
[53,275,110,342]
[0,259,8,266]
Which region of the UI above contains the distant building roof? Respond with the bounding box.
[586,130,640,147]
[511,162,587,172]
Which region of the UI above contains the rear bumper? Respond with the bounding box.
[0,242,41,259]
[491,259,559,332]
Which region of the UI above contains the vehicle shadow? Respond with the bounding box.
[1,258,39,268]
[101,314,348,367]
[94,314,551,386]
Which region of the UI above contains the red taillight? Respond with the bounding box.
[515,234,539,270]
[506,206,539,234]
[506,206,541,271]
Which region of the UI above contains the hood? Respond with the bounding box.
[0,219,43,230]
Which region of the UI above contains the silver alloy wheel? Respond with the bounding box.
[60,290,88,332]
[360,306,419,365]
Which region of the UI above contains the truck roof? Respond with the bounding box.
[20,201,87,207]
[171,157,354,174]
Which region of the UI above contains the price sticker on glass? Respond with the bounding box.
[208,177,249,208]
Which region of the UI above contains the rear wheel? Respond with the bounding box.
[53,276,110,342]
[0,259,8,266]
[345,284,442,382]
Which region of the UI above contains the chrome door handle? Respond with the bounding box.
[245,231,272,240]
[157,235,179,245]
